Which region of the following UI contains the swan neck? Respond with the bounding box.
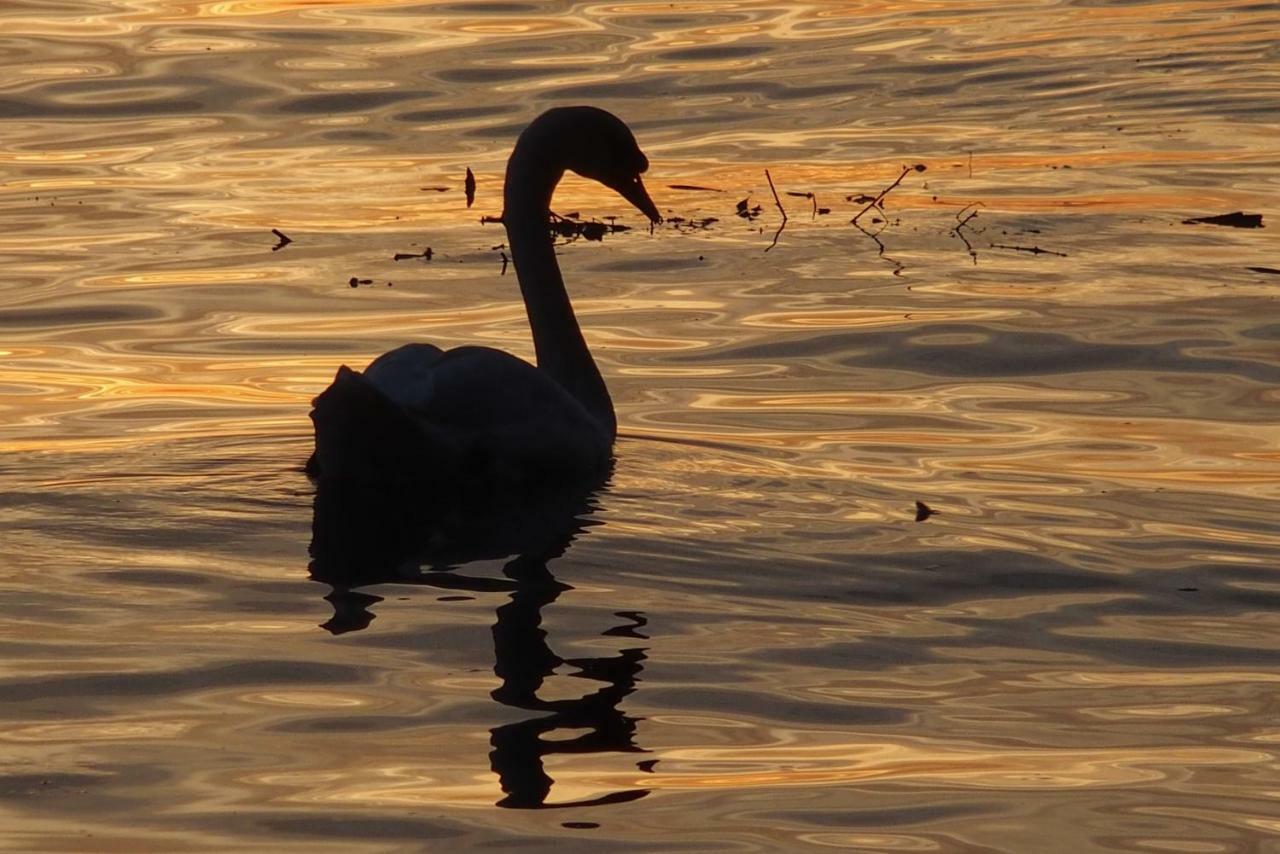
[504,150,616,439]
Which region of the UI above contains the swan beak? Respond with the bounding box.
[612,174,662,224]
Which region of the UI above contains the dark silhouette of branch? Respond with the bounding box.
[990,242,1067,257]
[763,169,788,252]
[851,164,926,225]
[953,202,984,264]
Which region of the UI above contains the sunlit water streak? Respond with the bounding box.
[1,1,1278,850]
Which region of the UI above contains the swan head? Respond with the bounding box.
[528,106,662,224]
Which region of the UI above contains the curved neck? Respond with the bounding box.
[504,143,616,440]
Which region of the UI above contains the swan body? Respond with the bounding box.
[308,106,660,490]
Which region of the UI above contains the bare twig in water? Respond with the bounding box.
[499,251,508,275]
[955,202,983,229]
[465,167,476,208]
[952,202,984,264]
[990,242,1068,257]
[1248,266,1280,275]
[763,169,788,252]
[668,184,724,192]
[480,214,504,225]
[851,164,926,226]
[271,228,292,251]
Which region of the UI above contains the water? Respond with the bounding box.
[2,1,1279,849]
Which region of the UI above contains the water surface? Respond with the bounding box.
[2,1,1279,850]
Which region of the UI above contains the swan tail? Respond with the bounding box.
[309,366,452,483]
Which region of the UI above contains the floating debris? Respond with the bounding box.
[735,198,763,221]
[393,247,433,261]
[668,184,724,192]
[637,759,659,773]
[420,186,449,192]
[953,202,984,264]
[347,277,373,288]
[990,242,1068,257]
[549,211,632,243]
[1247,266,1280,275]
[270,228,292,251]
[499,251,508,275]
[465,167,476,208]
[914,501,935,522]
[785,189,820,218]
[667,216,718,233]
[1182,211,1264,228]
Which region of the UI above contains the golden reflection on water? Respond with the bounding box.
[652,741,1270,791]
[2,0,1280,849]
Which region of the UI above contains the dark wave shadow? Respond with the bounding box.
[307,479,650,809]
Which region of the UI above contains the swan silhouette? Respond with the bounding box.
[307,106,660,489]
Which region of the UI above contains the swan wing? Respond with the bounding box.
[310,345,610,487]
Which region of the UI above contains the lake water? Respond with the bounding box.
[2,1,1279,850]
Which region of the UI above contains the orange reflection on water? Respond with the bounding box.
[652,739,1272,791]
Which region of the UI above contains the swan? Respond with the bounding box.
[307,106,660,491]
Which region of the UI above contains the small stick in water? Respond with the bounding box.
[271,228,292,251]
[465,167,476,208]
[990,242,1068,257]
[851,164,926,226]
[763,169,788,252]
[953,202,984,264]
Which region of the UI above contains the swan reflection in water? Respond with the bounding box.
[308,480,651,809]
